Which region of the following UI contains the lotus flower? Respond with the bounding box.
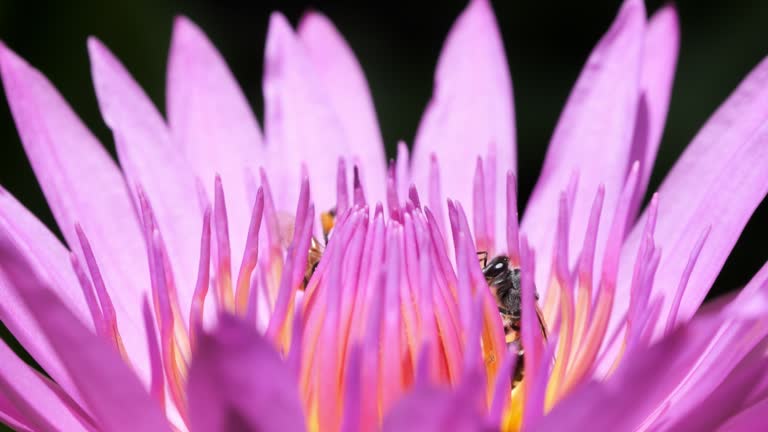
[1,0,767,430]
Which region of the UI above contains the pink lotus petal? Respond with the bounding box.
[381,385,485,432]
[167,16,264,268]
[0,232,171,432]
[0,340,90,431]
[88,37,201,325]
[298,12,386,202]
[661,338,768,430]
[645,261,768,428]
[0,392,30,432]
[611,56,768,357]
[628,4,680,218]
[521,0,645,290]
[187,314,305,432]
[0,43,152,384]
[534,311,735,431]
[0,188,90,401]
[717,397,768,431]
[411,0,515,251]
[263,12,350,212]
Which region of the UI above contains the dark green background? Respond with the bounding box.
[0,0,765,425]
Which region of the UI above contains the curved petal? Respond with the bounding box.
[0,393,30,432]
[0,232,172,432]
[0,43,151,383]
[0,188,89,402]
[521,0,645,289]
[382,385,485,432]
[411,0,515,250]
[610,56,768,359]
[263,12,350,212]
[167,16,264,267]
[718,397,768,431]
[0,340,90,431]
[536,288,768,432]
[88,38,201,323]
[298,12,387,203]
[628,4,680,218]
[187,314,305,432]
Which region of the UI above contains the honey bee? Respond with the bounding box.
[302,208,337,289]
[479,252,548,386]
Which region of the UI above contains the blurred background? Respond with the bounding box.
[0,0,765,360]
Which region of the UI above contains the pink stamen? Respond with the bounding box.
[287,306,304,377]
[148,228,187,422]
[568,162,640,387]
[417,228,440,382]
[519,237,543,406]
[234,188,265,313]
[348,211,385,342]
[213,175,234,311]
[318,241,344,431]
[424,207,459,290]
[455,233,474,334]
[524,329,559,428]
[506,172,521,265]
[337,158,349,215]
[69,252,107,339]
[570,185,605,359]
[74,224,122,354]
[338,211,369,366]
[361,270,386,428]
[484,146,497,248]
[141,295,165,410]
[381,225,404,412]
[340,343,363,432]
[189,207,211,349]
[550,194,574,394]
[408,184,422,209]
[664,226,711,335]
[258,167,282,250]
[489,350,516,426]
[353,166,366,207]
[398,214,421,370]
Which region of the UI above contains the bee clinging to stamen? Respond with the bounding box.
[479,252,548,387]
[302,208,337,289]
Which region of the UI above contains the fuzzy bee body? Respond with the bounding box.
[480,253,548,387]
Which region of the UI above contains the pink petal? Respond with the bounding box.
[187,314,305,432]
[0,43,152,383]
[88,38,201,324]
[381,386,485,432]
[521,0,645,289]
[263,12,350,212]
[647,261,768,429]
[612,56,768,353]
[0,189,88,402]
[0,232,171,432]
[718,397,768,431]
[411,0,515,250]
[534,311,733,430]
[0,340,90,431]
[167,16,264,268]
[298,12,387,202]
[0,393,30,432]
[628,4,680,218]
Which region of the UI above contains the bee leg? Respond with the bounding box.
[477,250,488,268]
